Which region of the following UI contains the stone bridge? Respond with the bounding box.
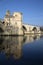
[0,22,41,35]
[22,24,40,34]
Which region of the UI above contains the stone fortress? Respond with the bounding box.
[0,10,41,35]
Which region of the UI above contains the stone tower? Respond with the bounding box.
[4,10,11,26]
[4,11,23,35]
[13,12,23,35]
[6,10,10,16]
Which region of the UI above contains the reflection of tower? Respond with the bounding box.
[0,36,23,59]
[12,36,23,59]
[0,35,41,59]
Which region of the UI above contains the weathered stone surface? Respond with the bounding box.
[0,11,42,35]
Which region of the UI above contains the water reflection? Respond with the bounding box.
[0,34,42,59]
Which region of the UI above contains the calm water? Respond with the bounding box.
[0,35,43,65]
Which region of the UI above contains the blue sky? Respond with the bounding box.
[0,0,43,26]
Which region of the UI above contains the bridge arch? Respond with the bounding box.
[32,27,37,33]
[22,25,27,34]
